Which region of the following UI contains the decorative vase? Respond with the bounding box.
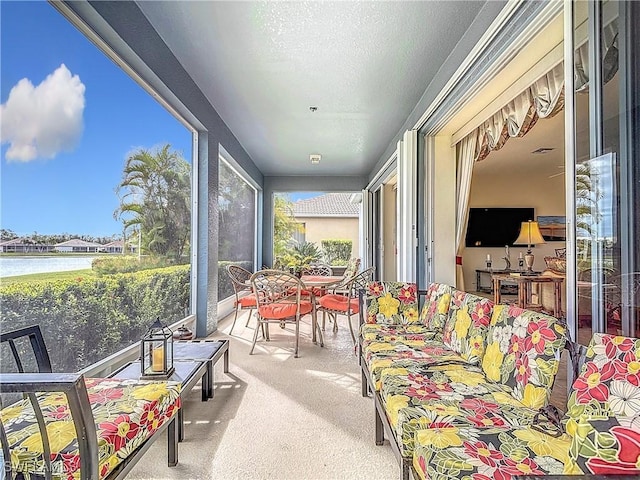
[172,324,193,341]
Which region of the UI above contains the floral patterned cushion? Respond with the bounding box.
[364,282,419,325]
[565,332,640,476]
[481,304,567,409]
[418,283,453,333]
[0,377,181,480]
[412,425,577,480]
[360,325,441,358]
[378,364,538,456]
[441,291,493,364]
[360,323,437,344]
[363,340,465,391]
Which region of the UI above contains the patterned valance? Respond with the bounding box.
[470,62,565,164]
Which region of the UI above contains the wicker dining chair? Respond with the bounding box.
[226,264,258,334]
[316,266,375,345]
[249,269,313,358]
[302,264,333,276]
[300,263,333,297]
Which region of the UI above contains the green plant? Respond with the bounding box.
[281,241,322,273]
[321,239,352,266]
[92,255,179,275]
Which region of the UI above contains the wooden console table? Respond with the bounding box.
[476,269,511,293]
[492,273,564,318]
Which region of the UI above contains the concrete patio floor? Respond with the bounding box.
[127,309,398,479]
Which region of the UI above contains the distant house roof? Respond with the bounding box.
[292,193,359,217]
[55,239,104,248]
[102,240,124,248]
[0,237,27,246]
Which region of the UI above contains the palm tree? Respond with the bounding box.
[114,144,191,262]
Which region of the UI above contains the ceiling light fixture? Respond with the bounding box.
[532,147,555,154]
[310,154,321,164]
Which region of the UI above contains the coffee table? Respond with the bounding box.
[109,339,229,442]
[173,339,230,400]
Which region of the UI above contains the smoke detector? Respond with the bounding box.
[310,154,321,164]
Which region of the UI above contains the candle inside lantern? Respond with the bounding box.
[486,254,491,261]
[152,347,164,372]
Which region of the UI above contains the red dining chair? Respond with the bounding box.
[317,267,374,345]
[226,264,258,334]
[301,263,333,297]
[249,269,313,358]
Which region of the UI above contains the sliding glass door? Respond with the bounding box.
[570,0,640,342]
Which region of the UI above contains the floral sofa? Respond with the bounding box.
[412,332,640,479]
[359,281,623,480]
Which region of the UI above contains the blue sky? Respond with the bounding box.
[1,1,191,238]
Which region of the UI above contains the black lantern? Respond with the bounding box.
[140,318,174,379]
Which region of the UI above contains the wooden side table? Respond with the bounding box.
[492,273,564,318]
[475,269,511,293]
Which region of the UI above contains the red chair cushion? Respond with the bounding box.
[237,294,258,308]
[258,300,312,319]
[318,294,359,313]
[300,287,327,297]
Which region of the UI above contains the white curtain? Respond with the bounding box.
[454,62,565,289]
[455,132,479,290]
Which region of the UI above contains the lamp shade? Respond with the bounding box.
[514,220,546,246]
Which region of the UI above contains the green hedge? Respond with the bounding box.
[91,255,177,275]
[0,265,190,372]
[321,239,353,266]
[218,260,253,301]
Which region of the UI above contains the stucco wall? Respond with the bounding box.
[296,216,359,262]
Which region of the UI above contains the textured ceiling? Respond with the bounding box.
[136,1,486,176]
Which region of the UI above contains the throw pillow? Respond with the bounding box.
[555,247,567,258]
[544,256,566,275]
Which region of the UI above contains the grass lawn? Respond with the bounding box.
[1,269,96,286]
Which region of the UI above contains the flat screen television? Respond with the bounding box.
[465,207,535,247]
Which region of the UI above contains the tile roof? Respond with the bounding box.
[0,237,28,246]
[102,240,125,247]
[55,239,104,247]
[292,193,359,217]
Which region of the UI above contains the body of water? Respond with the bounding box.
[0,256,97,278]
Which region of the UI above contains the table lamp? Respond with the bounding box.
[514,220,545,275]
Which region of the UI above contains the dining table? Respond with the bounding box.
[300,274,345,345]
[244,272,345,346]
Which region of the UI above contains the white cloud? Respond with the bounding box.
[1,64,85,162]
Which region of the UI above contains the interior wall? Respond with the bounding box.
[463,165,565,290]
[431,135,457,286]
